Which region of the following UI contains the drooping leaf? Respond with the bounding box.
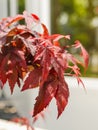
[55,79,69,118]
[50,51,67,79]
[32,109,46,124]
[47,34,70,43]
[68,65,81,77]
[41,23,49,37]
[0,54,10,85]
[33,74,58,117]
[40,48,51,86]
[8,67,18,94]
[5,15,24,27]
[74,40,89,69]
[66,52,83,66]
[75,76,85,88]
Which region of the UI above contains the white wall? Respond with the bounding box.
[9,0,18,17]
[0,0,7,19]
[25,0,51,33]
[0,0,18,18]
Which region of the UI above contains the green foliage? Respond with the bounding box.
[51,0,96,51]
[18,0,25,14]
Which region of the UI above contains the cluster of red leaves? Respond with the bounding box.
[0,11,89,118]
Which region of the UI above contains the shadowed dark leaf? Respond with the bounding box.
[22,68,42,91]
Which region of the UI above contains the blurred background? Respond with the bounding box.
[0,0,98,130]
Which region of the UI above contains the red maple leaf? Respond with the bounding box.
[22,67,42,91]
[74,40,89,69]
[33,73,58,117]
[55,79,69,118]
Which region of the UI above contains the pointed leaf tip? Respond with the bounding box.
[55,80,69,118]
[74,40,89,69]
